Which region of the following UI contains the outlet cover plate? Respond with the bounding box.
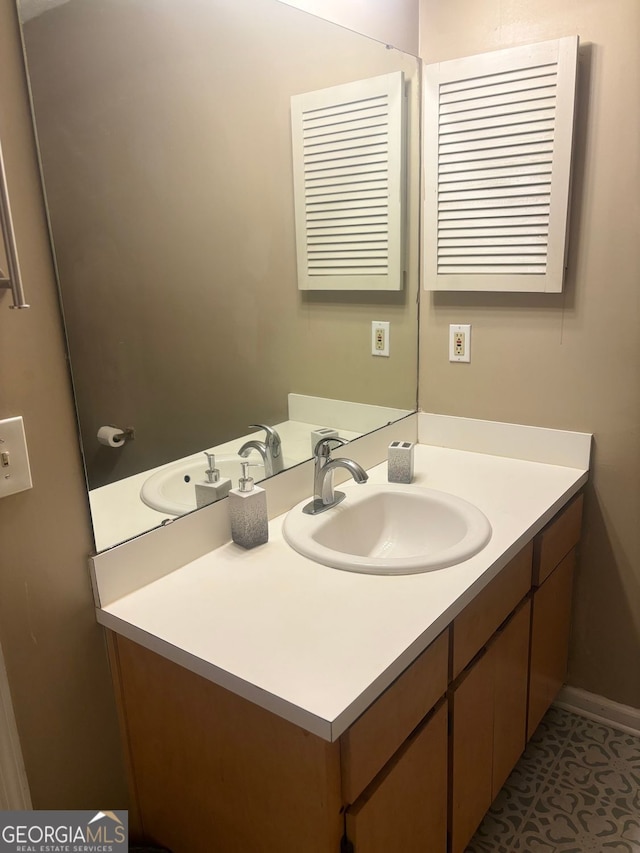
[449,324,471,363]
[372,320,390,357]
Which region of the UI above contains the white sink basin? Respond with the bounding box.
[282,484,492,575]
[140,454,264,516]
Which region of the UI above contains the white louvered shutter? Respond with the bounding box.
[291,72,405,291]
[424,37,578,292]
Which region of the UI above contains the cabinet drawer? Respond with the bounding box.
[340,629,448,804]
[451,543,532,680]
[346,701,448,853]
[533,493,583,586]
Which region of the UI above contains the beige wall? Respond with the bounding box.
[0,3,127,806]
[23,0,419,490]
[277,0,420,54]
[419,0,640,708]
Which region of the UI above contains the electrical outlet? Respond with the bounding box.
[371,321,390,357]
[0,416,33,499]
[449,324,471,363]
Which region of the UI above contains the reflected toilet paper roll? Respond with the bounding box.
[97,425,127,447]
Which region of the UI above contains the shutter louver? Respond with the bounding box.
[424,37,579,292]
[291,72,405,291]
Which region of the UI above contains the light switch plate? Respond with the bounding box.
[0,416,33,498]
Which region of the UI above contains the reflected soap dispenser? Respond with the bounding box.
[229,461,269,549]
[195,453,232,507]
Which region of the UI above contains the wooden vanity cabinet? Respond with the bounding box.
[451,543,532,680]
[528,494,582,738]
[529,548,575,737]
[111,635,344,853]
[109,494,583,853]
[110,629,449,853]
[448,542,533,853]
[341,630,449,853]
[449,495,582,853]
[532,494,583,586]
[492,600,532,797]
[340,631,448,805]
[345,701,448,853]
[450,597,532,853]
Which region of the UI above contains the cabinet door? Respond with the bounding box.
[492,599,531,798]
[450,645,495,853]
[113,636,343,853]
[450,600,531,853]
[528,548,575,739]
[345,702,447,853]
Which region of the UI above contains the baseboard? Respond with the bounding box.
[554,686,640,737]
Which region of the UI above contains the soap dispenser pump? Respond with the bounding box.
[195,452,232,507]
[229,461,268,549]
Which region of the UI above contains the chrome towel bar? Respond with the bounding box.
[0,137,29,309]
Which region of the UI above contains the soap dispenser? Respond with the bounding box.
[229,461,268,548]
[195,453,232,507]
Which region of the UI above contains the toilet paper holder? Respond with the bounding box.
[97,425,136,447]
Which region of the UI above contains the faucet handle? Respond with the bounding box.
[249,423,282,457]
[313,435,347,459]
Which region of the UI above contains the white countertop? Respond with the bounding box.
[97,436,589,741]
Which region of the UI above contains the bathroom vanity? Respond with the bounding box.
[93,415,590,853]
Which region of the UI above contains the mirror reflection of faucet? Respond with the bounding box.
[194,452,232,508]
[238,424,284,478]
[303,437,368,515]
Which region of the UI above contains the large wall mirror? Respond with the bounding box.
[17,0,421,552]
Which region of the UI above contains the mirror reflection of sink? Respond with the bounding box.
[282,484,492,575]
[140,455,264,516]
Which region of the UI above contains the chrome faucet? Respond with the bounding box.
[303,437,368,515]
[238,424,283,478]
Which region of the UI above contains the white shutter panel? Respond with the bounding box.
[423,37,578,292]
[291,72,405,291]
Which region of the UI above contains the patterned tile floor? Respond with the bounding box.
[466,706,640,852]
